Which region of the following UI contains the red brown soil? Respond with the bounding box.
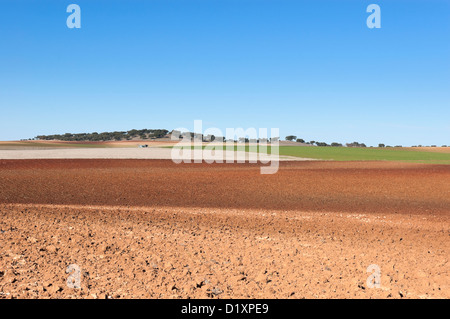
[0,160,449,299]
[0,160,448,215]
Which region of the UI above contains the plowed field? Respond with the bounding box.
[0,160,449,298]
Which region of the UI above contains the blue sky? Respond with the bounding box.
[1,0,449,146]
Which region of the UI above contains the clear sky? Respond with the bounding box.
[1,0,449,146]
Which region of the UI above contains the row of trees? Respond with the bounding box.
[377,144,448,147]
[285,136,438,147]
[287,136,450,148]
[286,136,351,147]
[378,144,403,148]
[36,129,169,141]
[346,142,367,148]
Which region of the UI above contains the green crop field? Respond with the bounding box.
[271,146,450,164]
[170,145,450,164]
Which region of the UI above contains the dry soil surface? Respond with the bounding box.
[0,147,303,162]
[0,160,448,299]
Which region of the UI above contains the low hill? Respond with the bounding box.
[35,129,170,142]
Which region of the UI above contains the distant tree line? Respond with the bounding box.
[286,136,372,147]
[286,135,450,148]
[345,141,367,148]
[285,136,351,147]
[35,129,169,141]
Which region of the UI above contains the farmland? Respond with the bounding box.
[0,159,449,299]
[170,144,450,164]
[269,146,450,164]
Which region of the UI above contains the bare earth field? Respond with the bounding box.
[0,147,301,161]
[0,160,449,299]
[0,140,178,150]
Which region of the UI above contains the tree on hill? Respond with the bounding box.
[346,142,366,148]
[285,135,297,141]
[316,142,329,146]
[35,129,169,142]
[331,142,343,147]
